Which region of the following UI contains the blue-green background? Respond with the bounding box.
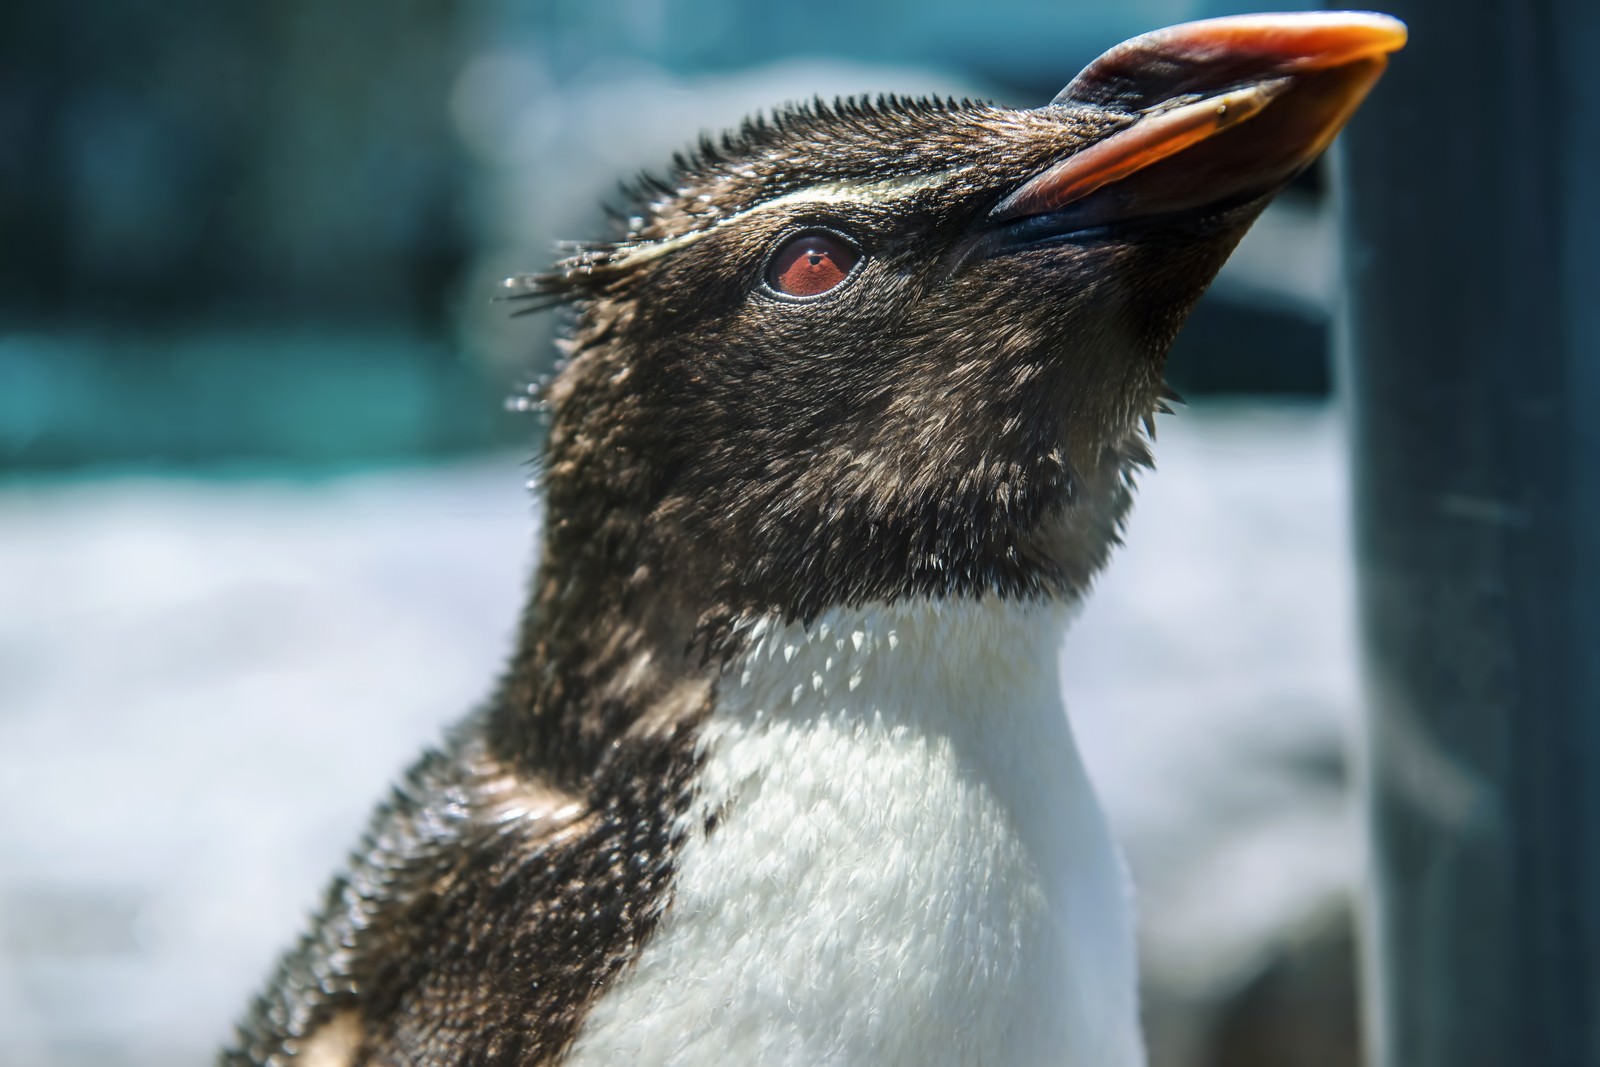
[3,0,1328,473]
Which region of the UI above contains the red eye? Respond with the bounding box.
[767,231,859,298]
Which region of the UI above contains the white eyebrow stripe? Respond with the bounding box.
[609,170,962,266]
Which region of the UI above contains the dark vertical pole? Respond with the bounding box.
[1338,1,1600,1065]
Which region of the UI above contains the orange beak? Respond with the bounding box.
[994,11,1407,224]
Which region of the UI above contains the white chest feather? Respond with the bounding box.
[563,599,1144,1067]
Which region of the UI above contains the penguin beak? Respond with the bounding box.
[992,11,1407,229]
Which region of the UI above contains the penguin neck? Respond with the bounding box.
[491,541,719,782]
[562,593,1146,1067]
[726,594,1077,730]
[703,595,1094,857]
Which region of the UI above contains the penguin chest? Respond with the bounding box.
[563,601,1145,1067]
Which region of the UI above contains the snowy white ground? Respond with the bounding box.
[0,402,1359,1066]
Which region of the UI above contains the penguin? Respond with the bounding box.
[222,12,1404,1067]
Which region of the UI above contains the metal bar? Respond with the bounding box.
[1336,1,1600,1064]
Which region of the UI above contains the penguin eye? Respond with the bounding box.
[766,231,859,298]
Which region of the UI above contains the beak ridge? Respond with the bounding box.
[1053,11,1408,111]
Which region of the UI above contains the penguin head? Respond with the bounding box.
[514,12,1404,636]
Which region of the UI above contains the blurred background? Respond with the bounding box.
[5,2,1369,1064]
